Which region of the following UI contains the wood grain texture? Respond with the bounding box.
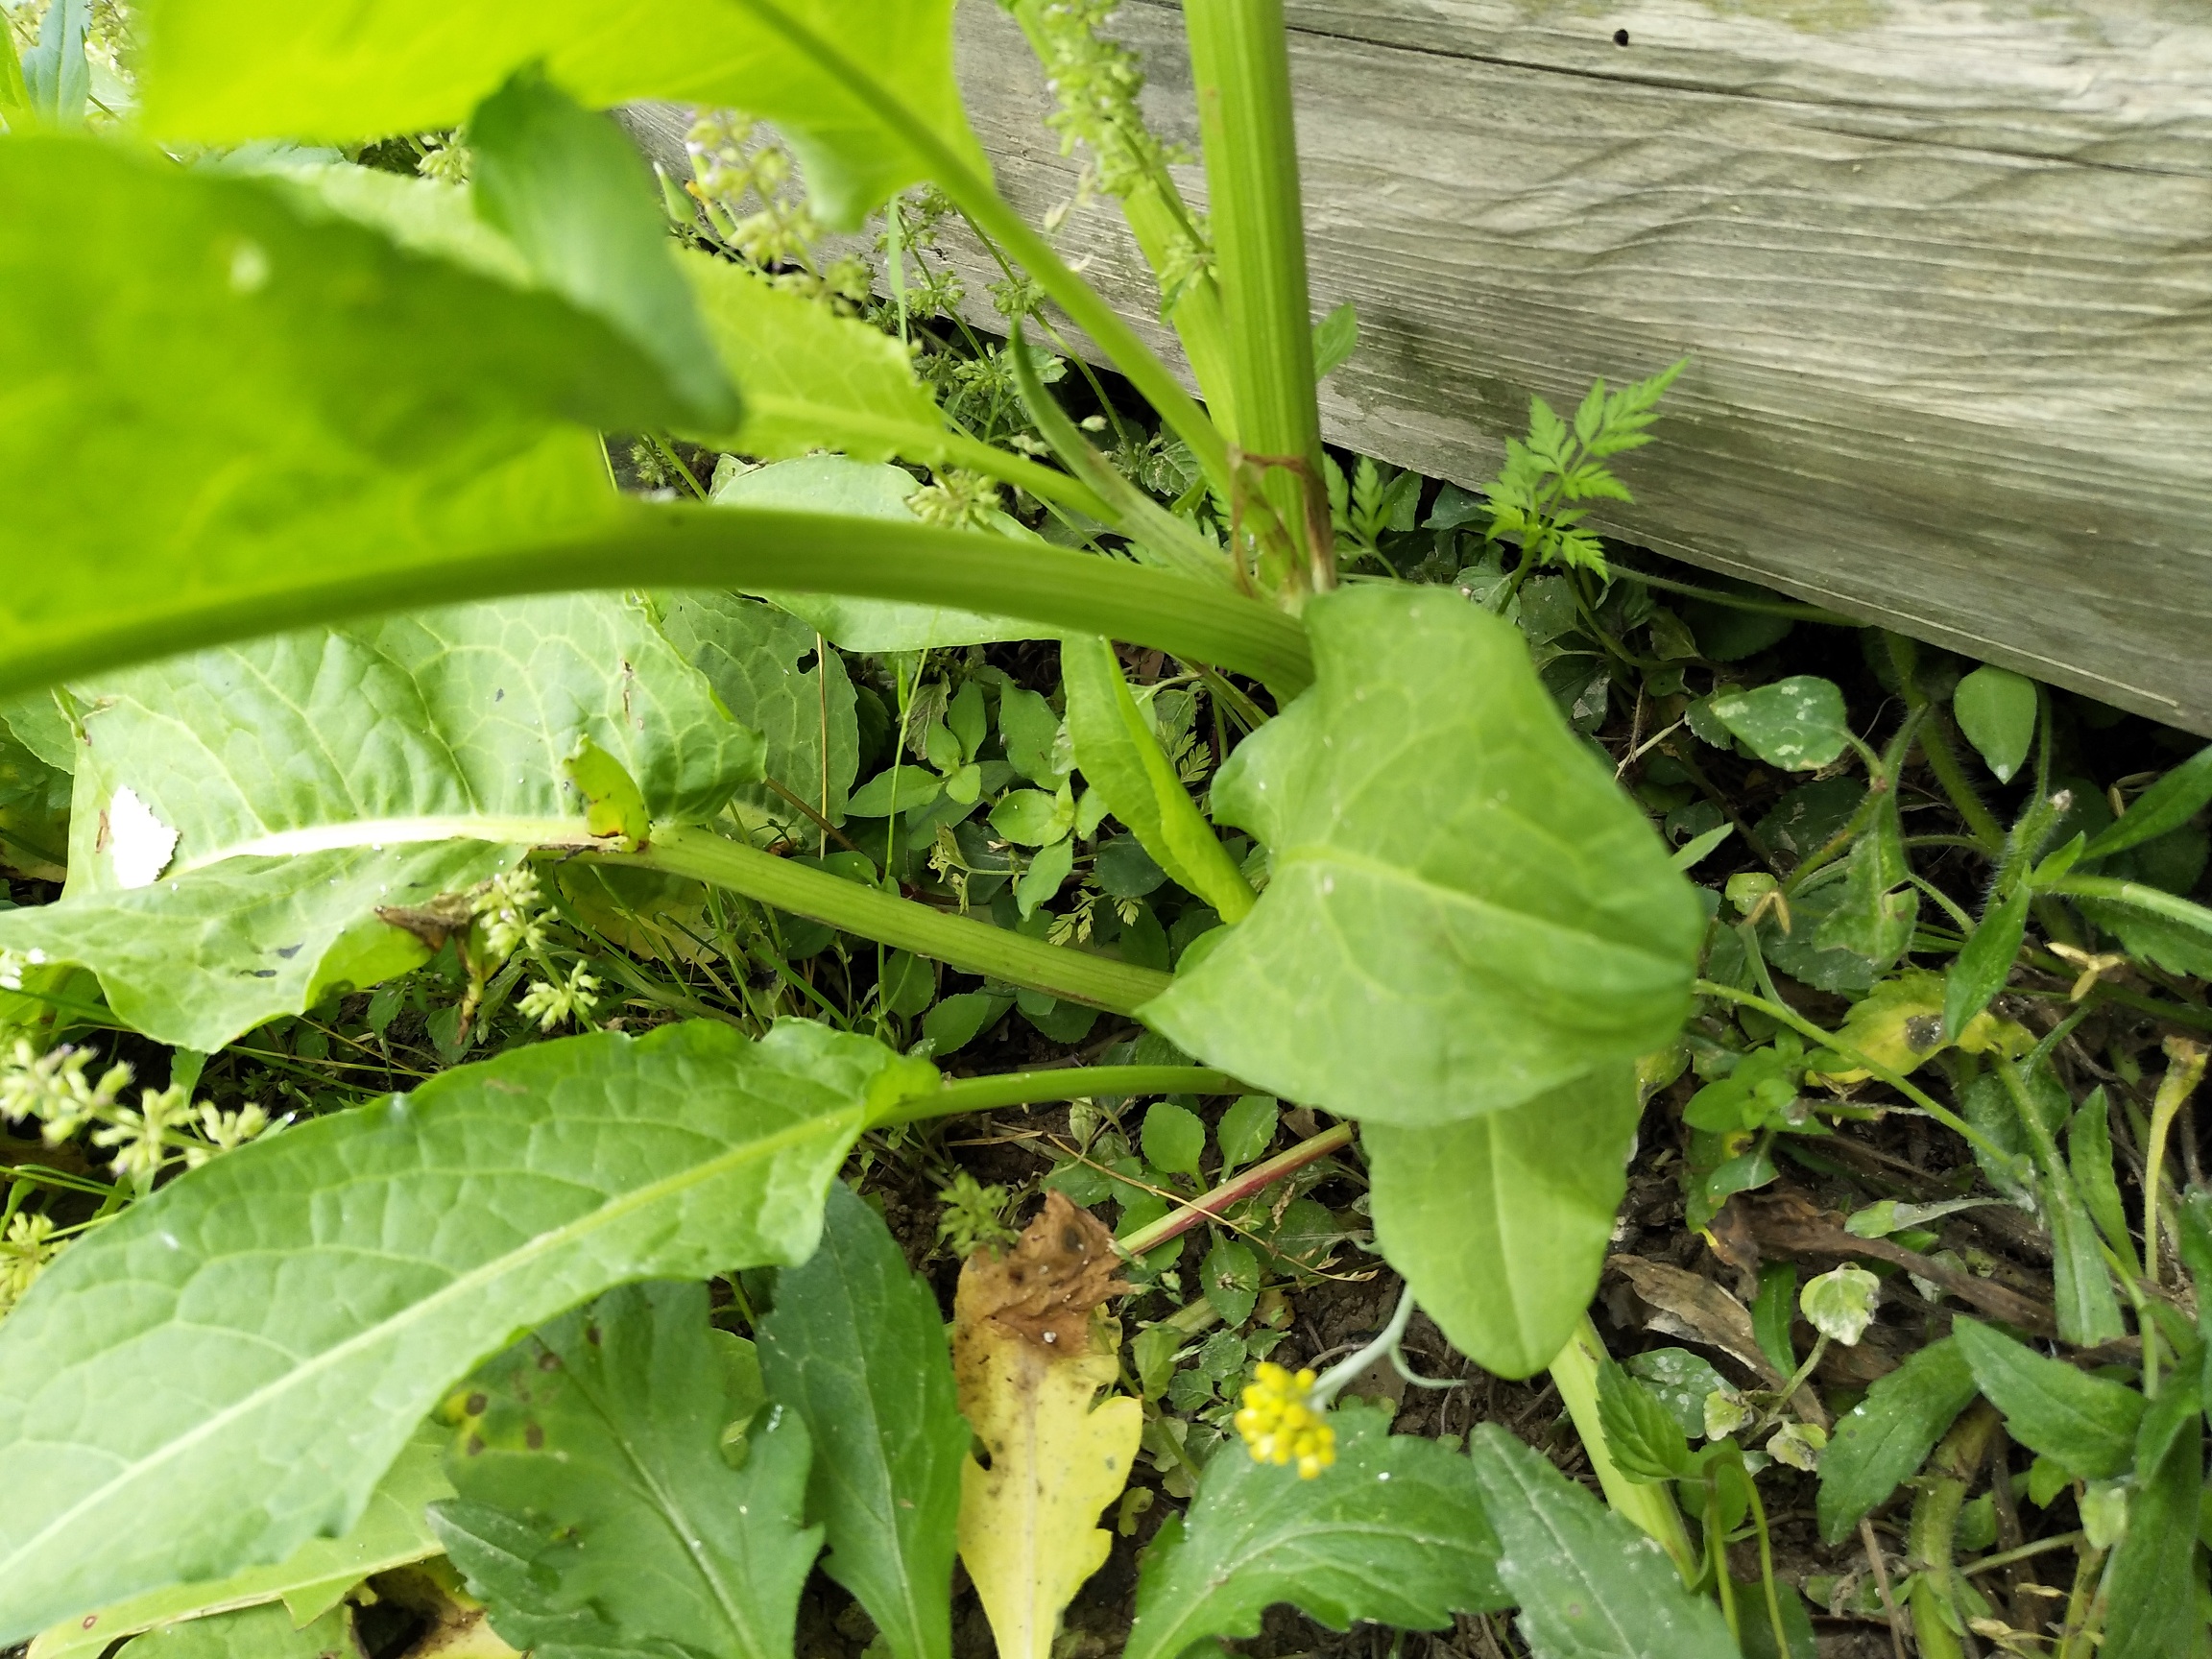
[635,0,2212,732]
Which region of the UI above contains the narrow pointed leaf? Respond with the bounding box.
[1944,881,2029,1040]
[757,1183,967,1659]
[1367,1068,1638,1377]
[0,595,758,1051]
[1063,636,1254,923]
[0,1019,931,1641]
[1146,586,1700,1125]
[141,0,987,228]
[432,1281,822,1659]
[2081,743,2212,861]
[1816,1336,1978,1543]
[1125,1403,1507,1659]
[1951,1317,2141,1479]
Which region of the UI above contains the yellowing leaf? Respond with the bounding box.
[1810,969,2031,1083]
[953,1194,1142,1659]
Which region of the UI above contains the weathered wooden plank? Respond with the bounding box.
[629,2,2212,732]
[933,0,2212,733]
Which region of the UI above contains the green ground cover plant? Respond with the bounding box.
[3,1,2211,1654]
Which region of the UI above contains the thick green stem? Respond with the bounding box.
[1183,0,1331,589]
[876,1065,1238,1127]
[604,825,1172,1013]
[1,499,1316,703]
[1549,1315,1699,1583]
[1907,1405,2000,1659]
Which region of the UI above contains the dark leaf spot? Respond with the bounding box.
[465,1391,488,1415]
[1613,27,1629,43]
[465,1433,486,1457]
[525,1423,545,1451]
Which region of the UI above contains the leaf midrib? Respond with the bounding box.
[2,1106,860,1579]
[170,814,601,875]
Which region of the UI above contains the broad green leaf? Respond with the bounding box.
[28,1427,450,1659]
[757,1183,967,1659]
[0,136,693,696]
[990,789,1074,848]
[469,69,738,428]
[1144,587,1700,1126]
[1466,1424,1736,1658]
[2082,744,2212,861]
[1124,1403,1507,1659]
[1215,1094,1278,1170]
[710,459,1034,650]
[1952,1317,2142,1479]
[659,591,858,827]
[1623,1349,1729,1438]
[115,1602,351,1659]
[141,0,988,228]
[1951,665,2036,783]
[0,1019,930,1641]
[1062,636,1254,923]
[1366,1067,1639,1377]
[1141,1100,1207,1177]
[432,1280,821,1659]
[685,252,950,464]
[1945,881,2029,1040]
[2103,1398,2202,1659]
[1708,676,1850,772]
[0,595,758,1051]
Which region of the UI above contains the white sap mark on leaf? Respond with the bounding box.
[108,787,180,889]
[228,239,271,295]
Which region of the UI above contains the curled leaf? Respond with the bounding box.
[954,1193,1142,1659]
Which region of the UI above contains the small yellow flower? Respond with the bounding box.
[1234,1362,1335,1479]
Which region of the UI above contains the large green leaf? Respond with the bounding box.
[1366,1068,1638,1379]
[0,136,689,694]
[0,594,758,1050]
[684,252,950,464]
[1815,1336,1978,1544]
[1143,586,1700,1125]
[711,458,1036,651]
[469,69,738,429]
[659,591,858,829]
[28,1428,450,1659]
[1466,1425,1737,1658]
[140,0,987,228]
[0,1019,932,1642]
[757,1183,967,1659]
[1125,1403,1507,1659]
[432,1280,822,1659]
